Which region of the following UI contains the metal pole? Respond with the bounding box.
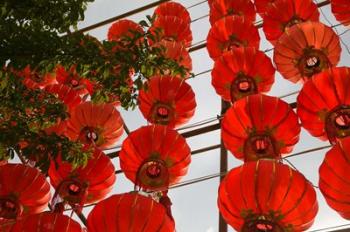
[219,100,230,232]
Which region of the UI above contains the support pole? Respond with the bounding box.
[219,100,230,232]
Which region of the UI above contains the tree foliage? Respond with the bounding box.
[0,0,191,171]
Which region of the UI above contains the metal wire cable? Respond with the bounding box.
[282,158,320,189]
[310,223,350,232]
[177,116,219,131]
[72,143,331,213]
[339,28,350,36]
[66,142,332,214]
[186,0,208,9]
[113,143,331,175]
[191,14,209,23]
[98,9,348,153]
[78,0,209,33]
[188,0,331,53]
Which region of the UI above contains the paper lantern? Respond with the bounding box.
[45,84,82,110]
[263,0,320,45]
[18,65,55,90]
[153,40,192,78]
[273,21,341,83]
[11,212,83,232]
[211,47,275,102]
[206,16,260,60]
[218,159,318,231]
[222,94,300,161]
[254,0,275,15]
[154,2,191,24]
[138,75,196,128]
[87,192,175,232]
[319,137,350,219]
[65,102,124,149]
[297,67,350,144]
[55,65,93,96]
[209,0,256,25]
[0,164,50,220]
[119,125,191,190]
[49,149,116,205]
[0,220,14,232]
[149,16,192,47]
[331,0,350,26]
[108,19,143,42]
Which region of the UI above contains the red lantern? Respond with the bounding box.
[211,47,275,102]
[222,94,300,161]
[108,19,144,42]
[11,212,83,232]
[87,192,175,232]
[49,149,116,205]
[0,220,14,232]
[218,159,318,231]
[138,75,196,128]
[209,0,256,25]
[65,102,124,149]
[55,65,94,96]
[149,16,192,47]
[153,40,192,78]
[254,0,275,15]
[206,16,260,60]
[119,125,191,190]
[263,0,320,45]
[273,21,341,83]
[154,2,191,24]
[18,65,55,90]
[319,137,350,219]
[45,84,82,111]
[331,0,350,26]
[297,67,350,144]
[0,164,50,220]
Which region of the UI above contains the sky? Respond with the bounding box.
[53,0,350,231]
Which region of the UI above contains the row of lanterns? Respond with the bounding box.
[1,0,350,231]
[0,2,197,231]
[205,0,350,231]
